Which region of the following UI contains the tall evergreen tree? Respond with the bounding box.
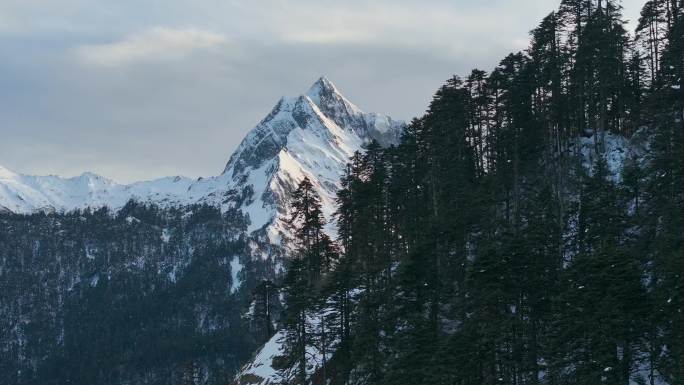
[280,177,336,384]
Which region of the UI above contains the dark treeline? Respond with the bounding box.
[276,1,684,384]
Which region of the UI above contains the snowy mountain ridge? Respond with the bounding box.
[0,77,404,243]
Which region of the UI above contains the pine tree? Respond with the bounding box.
[646,7,684,381]
[551,157,647,385]
[636,0,670,86]
[280,177,335,384]
[281,256,311,385]
[252,280,277,344]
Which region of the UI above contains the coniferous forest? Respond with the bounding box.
[0,203,263,385]
[1,1,683,385]
[275,0,684,384]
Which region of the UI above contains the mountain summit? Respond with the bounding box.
[0,77,404,242]
[223,77,401,176]
[217,77,404,240]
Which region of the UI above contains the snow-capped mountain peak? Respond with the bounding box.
[305,76,359,113]
[0,77,405,244]
[218,77,405,242]
[304,77,402,147]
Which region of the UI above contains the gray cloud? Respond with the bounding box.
[0,0,646,182]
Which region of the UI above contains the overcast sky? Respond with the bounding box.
[0,0,644,183]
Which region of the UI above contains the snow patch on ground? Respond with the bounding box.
[234,311,338,385]
[230,256,243,294]
[234,299,341,385]
[579,131,642,182]
[160,228,171,243]
[237,330,286,384]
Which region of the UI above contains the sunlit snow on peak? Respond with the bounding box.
[0,77,405,245]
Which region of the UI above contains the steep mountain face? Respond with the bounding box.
[0,76,402,242]
[220,76,403,242]
[0,77,403,385]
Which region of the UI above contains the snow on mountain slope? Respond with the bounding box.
[0,165,196,214]
[234,306,342,385]
[579,128,651,182]
[234,330,286,385]
[0,77,404,243]
[211,76,404,242]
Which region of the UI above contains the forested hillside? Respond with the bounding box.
[265,1,684,384]
[0,202,265,385]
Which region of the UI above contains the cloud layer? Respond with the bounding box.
[0,0,646,182]
[74,27,227,67]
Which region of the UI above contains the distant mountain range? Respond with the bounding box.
[0,77,404,242]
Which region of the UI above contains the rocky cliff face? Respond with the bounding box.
[221,76,403,244]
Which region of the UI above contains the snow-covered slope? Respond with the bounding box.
[234,307,340,385]
[234,330,286,385]
[0,166,196,214]
[0,77,404,243]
